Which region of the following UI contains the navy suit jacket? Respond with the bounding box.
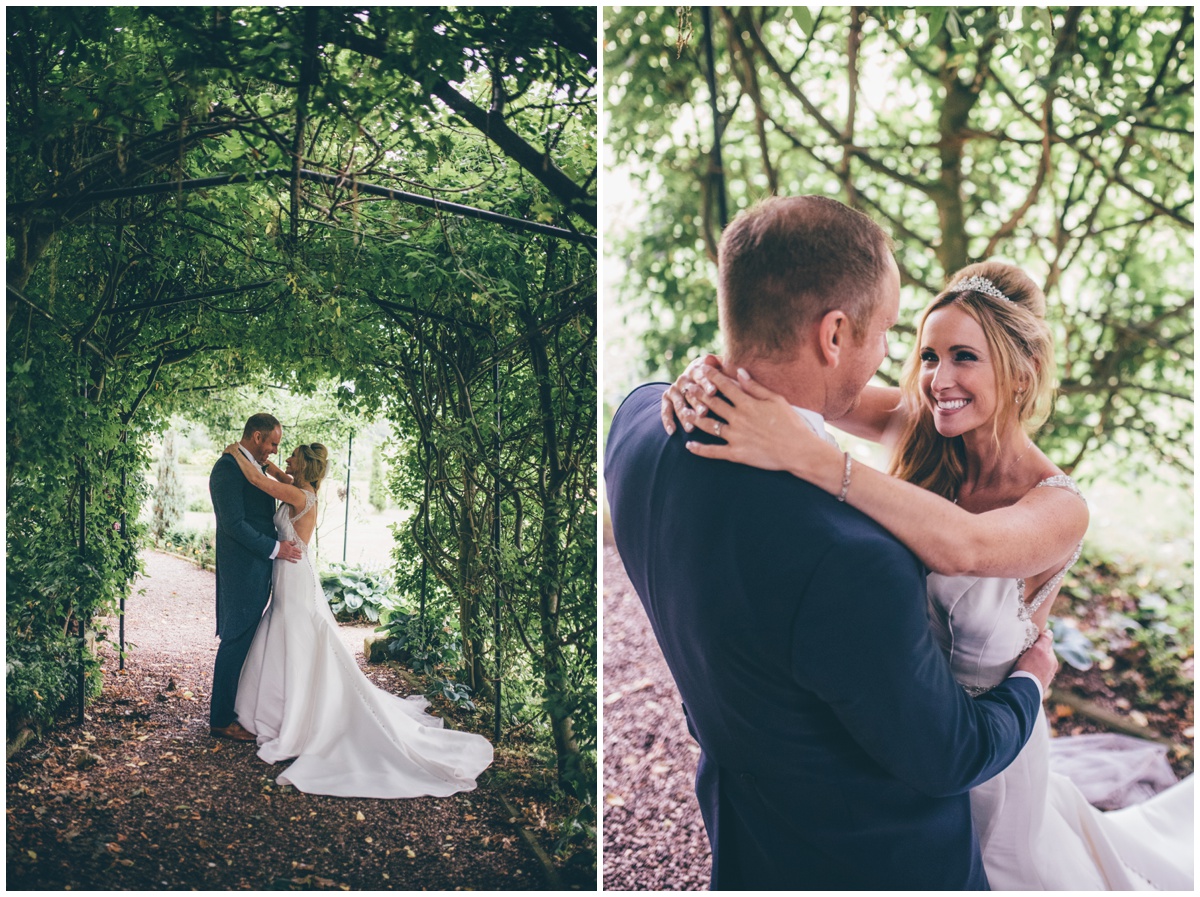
[605,384,1042,890]
[209,452,277,639]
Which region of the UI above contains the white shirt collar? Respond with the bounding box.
[791,405,834,444]
[237,443,259,466]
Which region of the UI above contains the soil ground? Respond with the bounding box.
[6,551,593,891]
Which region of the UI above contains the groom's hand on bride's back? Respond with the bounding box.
[1014,628,1058,691]
[277,540,303,563]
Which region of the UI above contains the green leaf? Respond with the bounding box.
[793,7,816,37]
[927,8,947,39]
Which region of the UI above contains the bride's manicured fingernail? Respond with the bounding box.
[695,404,707,415]
[737,368,749,379]
[683,421,693,432]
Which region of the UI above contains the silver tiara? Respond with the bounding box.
[949,275,1012,303]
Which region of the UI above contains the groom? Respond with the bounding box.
[207,413,301,741]
[605,196,1056,889]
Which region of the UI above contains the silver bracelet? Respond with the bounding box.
[837,451,852,502]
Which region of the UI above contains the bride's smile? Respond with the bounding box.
[919,306,997,439]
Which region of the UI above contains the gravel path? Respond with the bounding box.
[602,537,711,890]
[6,550,583,890]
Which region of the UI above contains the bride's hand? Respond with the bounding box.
[682,368,834,477]
[661,354,725,435]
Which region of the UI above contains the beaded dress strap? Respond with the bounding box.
[1034,473,1085,502]
[1017,475,1086,619]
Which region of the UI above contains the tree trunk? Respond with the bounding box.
[934,62,973,274]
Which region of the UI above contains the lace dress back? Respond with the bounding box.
[926,475,1193,889]
[274,490,316,551]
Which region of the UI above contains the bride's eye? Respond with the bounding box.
[955,351,979,363]
[920,350,938,364]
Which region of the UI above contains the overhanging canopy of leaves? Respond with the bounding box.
[7,7,596,793]
[605,6,1192,479]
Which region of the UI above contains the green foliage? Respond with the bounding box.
[554,794,597,861]
[604,6,1193,482]
[320,562,396,624]
[374,609,464,676]
[6,630,76,733]
[1058,549,1194,705]
[8,6,596,801]
[1048,617,1101,671]
[159,527,217,571]
[187,495,212,513]
[150,431,187,540]
[434,678,478,713]
[368,445,388,512]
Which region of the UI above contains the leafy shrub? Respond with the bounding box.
[1057,551,1194,705]
[1049,616,1100,671]
[320,562,396,623]
[435,678,476,712]
[187,494,211,513]
[159,526,216,570]
[373,610,463,675]
[7,629,82,734]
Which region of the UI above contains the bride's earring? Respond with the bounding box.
[1014,390,1025,405]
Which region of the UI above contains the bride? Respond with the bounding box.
[664,261,1193,890]
[222,441,493,799]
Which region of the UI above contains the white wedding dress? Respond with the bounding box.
[234,491,494,798]
[927,475,1193,890]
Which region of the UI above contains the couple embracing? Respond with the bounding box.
[606,196,1192,889]
[206,413,492,799]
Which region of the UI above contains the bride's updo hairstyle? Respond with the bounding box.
[888,261,1056,500]
[296,443,330,491]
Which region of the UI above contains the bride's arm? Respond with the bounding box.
[662,355,907,444]
[223,444,307,511]
[683,369,1088,579]
[262,459,294,485]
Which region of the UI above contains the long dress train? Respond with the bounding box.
[234,491,493,798]
[927,475,1192,890]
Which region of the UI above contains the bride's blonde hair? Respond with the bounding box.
[295,443,330,491]
[888,261,1056,499]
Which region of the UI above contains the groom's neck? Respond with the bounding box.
[726,353,828,416]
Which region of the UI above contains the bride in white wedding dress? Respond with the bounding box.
[223,442,493,799]
[666,261,1193,889]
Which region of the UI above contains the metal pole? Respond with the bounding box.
[342,433,353,562]
[492,351,502,744]
[419,516,429,632]
[77,471,87,725]
[76,381,87,726]
[119,467,127,671]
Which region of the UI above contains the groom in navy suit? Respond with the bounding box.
[605,196,1057,889]
[207,413,301,741]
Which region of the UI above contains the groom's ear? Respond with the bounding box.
[817,310,849,367]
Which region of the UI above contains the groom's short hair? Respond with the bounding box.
[718,195,894,360]
[242,413,280,439]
